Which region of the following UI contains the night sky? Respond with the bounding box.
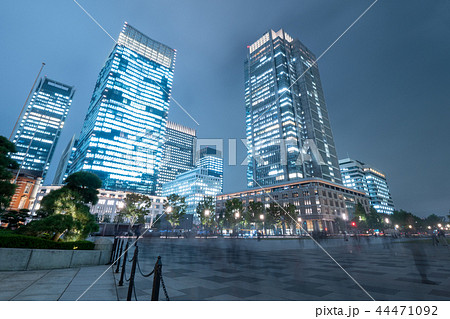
[1,0,449,217]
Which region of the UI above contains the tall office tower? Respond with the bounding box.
[53,135,77,185]
[339,158,395,214]
[70,23,176,194]
[156,121,196,195]
[11,77,75,180]
[245,29,341,188]
[196,147,223,192]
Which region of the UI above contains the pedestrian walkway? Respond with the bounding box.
[0,265,118,301]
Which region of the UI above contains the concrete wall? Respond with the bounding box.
[0,246,112,271]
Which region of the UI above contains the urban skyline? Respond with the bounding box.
[1,1,449,216]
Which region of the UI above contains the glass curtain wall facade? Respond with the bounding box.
[162,167,222,219]
[245,29,341,188]
[196,147,223,192]
[11,77,75,180]
[70,23,176,194]
[339,158,394,214]
[53,135,77,185]
[157,121,197,195]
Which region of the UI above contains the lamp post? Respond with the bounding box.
[204,209,210,238]
[260,214,265,237]
[297,217,302,236]
[234,211,240,237]
[165,206,172,239]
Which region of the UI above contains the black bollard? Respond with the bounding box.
[127,246,139,301]
[110,237,118,264]
[118,241,129,286]
[151,256,162,301]
[115,239,124,273]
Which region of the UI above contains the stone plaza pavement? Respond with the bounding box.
[123,237,450,301]
[1,237,450,301]
[0,265,118,301]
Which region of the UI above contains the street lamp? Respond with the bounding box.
[395,224,399,229]
[203,209,210,238]
[385,218,390,224]
[259,214,265,237]
[408,225,412,229]
[165,206,172,238]
[437,223,442,229]
[235,211,240,219]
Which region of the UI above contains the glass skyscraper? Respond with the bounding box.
[11,77,75,180]
[196,147,223,192]
[245,29,342,188]
[156,121,196,195]
[53,135,77,185]
[70,23,176,194]
[339,158,395,214]
[162,167,222,219]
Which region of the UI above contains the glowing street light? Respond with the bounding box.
[342,214,347,221]
[437,223,442,228]
[235,211,240,219]
[259,214,264,221]
[204,209,210,217]
[395,224,399,229]
[297,217,302,223]
[408,225,412,229]
[166,206,172,213]
[385,218,390,224]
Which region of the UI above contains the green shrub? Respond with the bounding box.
[0,232,94,250]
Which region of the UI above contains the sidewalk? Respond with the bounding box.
[0,265,118,301]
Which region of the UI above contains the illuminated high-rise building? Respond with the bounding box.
[162,167,222,219]
[70,23,176,194]
[196,147,223,192]
[11,77,75,180]
[339,158,394,214]
[156,121,196,195]
[245,29,341,188]
[53,135,77,185]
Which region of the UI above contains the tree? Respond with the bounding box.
[425,214,444,228]
[196,196,215,236]
[164,194,187,232]
[0,136,19,212]
[223,198,244,235]
[366,206,383,230]
[26,172,101,241]
[353,203,366,221]
[266,202,282,235]
[117,193,152,233]
[244,202,264,229]
[283,203,298,235]
[64,171,102,205]
[20,214,76,241]
[0,209,29,229]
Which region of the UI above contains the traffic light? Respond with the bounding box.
[351,221,357,227]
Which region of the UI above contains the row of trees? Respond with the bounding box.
[346,203,449,232]
[195,198,301,235]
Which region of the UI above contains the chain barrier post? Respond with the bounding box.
[110,237,118,264]
[118,241,129,286]
[151,256,162,301]
[127,245,139,301]
[115,239,124,273]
